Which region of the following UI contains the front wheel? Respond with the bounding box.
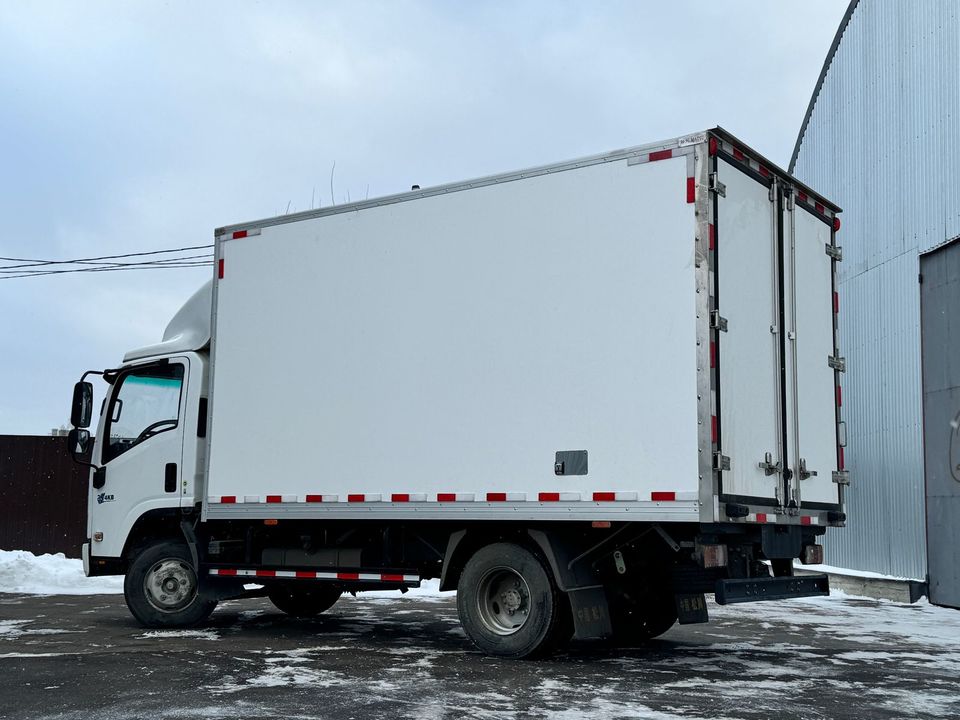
[124,541,217,628]
[457,542,567,658]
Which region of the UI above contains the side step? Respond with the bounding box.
[714,573,829,605]
[209,568,420,585]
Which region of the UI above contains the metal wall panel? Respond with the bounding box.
[792,0,960,580]
[920,238,960,608]
[0,435,89,557]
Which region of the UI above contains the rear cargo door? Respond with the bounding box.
[783,200,841,507]
[714,159,784,505]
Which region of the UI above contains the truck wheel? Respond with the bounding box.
[457,542,565,658]
[608,585,677,645]
[268,584,341,617]
[124,541,217,628]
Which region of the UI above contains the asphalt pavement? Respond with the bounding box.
[1,589,958,719]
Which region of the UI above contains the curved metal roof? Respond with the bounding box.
[788,0,861,173]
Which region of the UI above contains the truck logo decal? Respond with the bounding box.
[96,493,116,505]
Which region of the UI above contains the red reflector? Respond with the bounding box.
[593,492,616,502]
[651,492,676,501]
[381,574,404,582]
[218,568,237,576]
[797,191,808,202]
[263,518,278,526]
[708,137,718,156]
[800,516,813,526]
[337,572,359,581]
[838,446,845,470]
[756,513,768,523]
[217,258,224,279]
[391,493,409,502]
[220,496,236,504]
[486,492,507,502]
[347,494,364,503]
[305,494,323,502]
[733,147,745,161]
[592,521,612,528]
[686,177,696,203]
[709,223,715,250]
[265,495,282,503]
[833,216,841,232]
[836,386,842,406]
[649,149,673,162]
[232,230,248,240]
[256,569,276,577]
[711,415,718,443]
[710,341,716,368]
[539,492,560,502]
[833,292,839,314]
[816,202,825,214]
[295,571,314,579]
[759,165,770,178]
[437,493,456,502]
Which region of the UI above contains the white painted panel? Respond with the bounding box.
[791,208,840,505]
[716,162,781,502]
[206,157,699,512]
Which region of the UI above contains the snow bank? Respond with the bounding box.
[0,550,123,595]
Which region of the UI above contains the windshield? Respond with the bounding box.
[102,363,184,463]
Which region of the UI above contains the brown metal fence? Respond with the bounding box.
[0,435,88,558]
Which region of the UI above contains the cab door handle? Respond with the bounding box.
[165,463,177,493]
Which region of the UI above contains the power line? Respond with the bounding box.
[0,244,215,280]
[0,263,213,280]
[0,244,214,269]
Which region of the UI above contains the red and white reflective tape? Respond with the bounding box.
[225,228,262,240]
[208,492,693,505]
[209,568,419,583]
[746,513,820,525]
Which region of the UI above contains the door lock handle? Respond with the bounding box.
[164,463,177,493]
[758,452,781,476]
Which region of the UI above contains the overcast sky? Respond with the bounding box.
[0,1,848,435]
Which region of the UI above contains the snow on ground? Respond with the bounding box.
[0,550,123,595]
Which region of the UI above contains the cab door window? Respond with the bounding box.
[102,364,184,463]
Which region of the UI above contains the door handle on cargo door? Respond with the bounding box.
[165,463,177,493]
[758,452,781,476]
[798,458,817,481]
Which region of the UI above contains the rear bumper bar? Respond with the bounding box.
[714,573,829,605]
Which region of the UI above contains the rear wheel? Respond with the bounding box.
[124,541,217,628]
[457,542,566,658]
[268,584,341,617]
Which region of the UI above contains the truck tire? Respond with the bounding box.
[124,541,217,628]
[457,542,565,659]
[608,585,677,645]
[268,584,341,617]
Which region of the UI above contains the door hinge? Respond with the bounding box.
[768,179,777,202]
[709,172,726,197]
[714,453,731,471]
[799,458,818,481]
[828,355,846,372]
[711,311,728,332]
[758,452,780,476]
[825,243,843,261]
[832,470,851,486]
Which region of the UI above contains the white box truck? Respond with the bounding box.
[67,128,847,657]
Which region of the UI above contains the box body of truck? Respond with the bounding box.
[71,128,846,657]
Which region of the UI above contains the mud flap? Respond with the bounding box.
[676,593,709,624]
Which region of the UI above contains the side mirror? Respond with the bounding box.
[71,381,94,428]
[67,428,91,458]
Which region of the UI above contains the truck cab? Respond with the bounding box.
[71,282,211,579]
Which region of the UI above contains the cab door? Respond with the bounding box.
[88,359,188,559]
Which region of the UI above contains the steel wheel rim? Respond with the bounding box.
[143,559,197,613]
[475,566,531,636]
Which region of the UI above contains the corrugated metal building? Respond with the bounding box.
[790,0,960,580]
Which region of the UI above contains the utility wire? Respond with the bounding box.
[0,244,214,269]
[0,244,215,280]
